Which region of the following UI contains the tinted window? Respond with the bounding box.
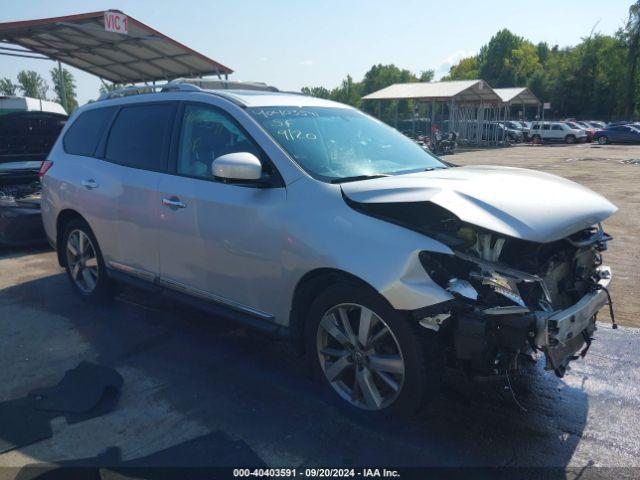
[552,124,563,131]
[0,112,66,158]
[542,124,550,130]
[64,107,115,156]
[177,104,263,179]
[105,104,174,170]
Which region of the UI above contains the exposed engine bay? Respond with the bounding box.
[0,177,41,207]
[349,200,614,378]
[0,169,44,245]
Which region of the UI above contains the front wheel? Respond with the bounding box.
[565,134,576,144]
[597,135,609,145]
[62,219,114,301]
[305,283,440,417]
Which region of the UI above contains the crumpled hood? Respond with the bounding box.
[341,165,617,243]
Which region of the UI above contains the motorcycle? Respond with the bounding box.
[428,130,457,155]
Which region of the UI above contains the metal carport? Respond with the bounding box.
[362,80,507,146]
[0,10,233,86]
[494,87,541,122]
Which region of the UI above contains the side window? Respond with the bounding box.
[552,124,563,131]
[177,104,264,179]
[542,124,550,130]
[63,107,115,156]
[105,104,175,171]
[532,124,540,130]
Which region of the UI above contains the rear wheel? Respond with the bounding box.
[62,219,113,301]
[597,135,609,145]
[305,282,440,417]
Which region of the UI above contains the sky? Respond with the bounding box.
[0,0,633,106]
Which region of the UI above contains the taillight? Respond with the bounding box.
[39,160,53,178]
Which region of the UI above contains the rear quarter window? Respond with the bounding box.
[63,107,115,156]
[104,103,175,171]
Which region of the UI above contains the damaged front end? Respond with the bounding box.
[417,223,613,378]
[348,198,614,379]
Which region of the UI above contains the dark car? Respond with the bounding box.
[482,122,523,143]
[0,111,67,246]
[594,124,640,145]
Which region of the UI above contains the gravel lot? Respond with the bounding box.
[0,143,639,476]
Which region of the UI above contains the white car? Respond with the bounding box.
[530,122,588,143]
[40,80,616,416]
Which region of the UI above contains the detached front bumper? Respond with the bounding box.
[536,266,612,375]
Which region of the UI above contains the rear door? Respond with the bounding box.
[99,102,176,279]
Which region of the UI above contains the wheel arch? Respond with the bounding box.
[289,268,380,355]
[55,209,87,267]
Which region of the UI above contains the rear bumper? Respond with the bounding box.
[538,266,611,373]
[0,205,46,246]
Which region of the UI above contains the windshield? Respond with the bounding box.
[248,106,446,182]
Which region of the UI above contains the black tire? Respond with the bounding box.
[304,282,441,418]
[565,134,576,144]
[597,135,608,145]
[61,218,114,301]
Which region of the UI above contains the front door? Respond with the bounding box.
[157,103,287,320]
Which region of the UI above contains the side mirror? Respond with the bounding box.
[212,152,262,181]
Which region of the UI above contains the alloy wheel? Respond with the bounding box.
[316,303,405,411]
[66,229,99,294]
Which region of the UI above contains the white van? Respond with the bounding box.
[0,96,66,116]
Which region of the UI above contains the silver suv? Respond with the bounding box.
[41,81,617,416]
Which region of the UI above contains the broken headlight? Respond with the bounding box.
[420,250,546,310]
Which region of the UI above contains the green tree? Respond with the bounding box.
[300,86,330,99]
[624,1,640,116]
[0,78,18,96]
[443,56,480,80]
[329,75,362,107]
[99,82,118,95]
[17,70,48,99]
[419,69,434,82]
[50,65,78,113]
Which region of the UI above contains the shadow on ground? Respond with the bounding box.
[0,266,588,475]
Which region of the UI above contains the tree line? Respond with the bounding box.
[0,67,78,114]
[302,1,640,120]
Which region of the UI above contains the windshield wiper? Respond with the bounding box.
[331,174,391,184]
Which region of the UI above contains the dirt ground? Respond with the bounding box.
[455,143,640,327]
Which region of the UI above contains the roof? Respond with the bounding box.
[0,10,232,83]
[362,80,502,103]
[494,87,541,105]
[211,90,349,108]
[0,96,67,115]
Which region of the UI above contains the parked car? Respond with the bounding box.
[565,121,595,142]
[587,121,606,129]
[481,122,523,143]
[41,81,617,416]
[0,111,67,245]
[504,121,530,141]
[529,122,588,143]
[594,125,640,144]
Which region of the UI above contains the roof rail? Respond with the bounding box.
[168,78,279,92]
[96,78,279,101]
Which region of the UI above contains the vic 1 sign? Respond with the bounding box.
[104,11,128,35]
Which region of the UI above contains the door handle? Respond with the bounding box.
[162,196,187,209]
[81,179,98,190]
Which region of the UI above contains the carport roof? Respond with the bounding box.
[361,80,502,103]
[0,10,233,84]
[494,87,541,105]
